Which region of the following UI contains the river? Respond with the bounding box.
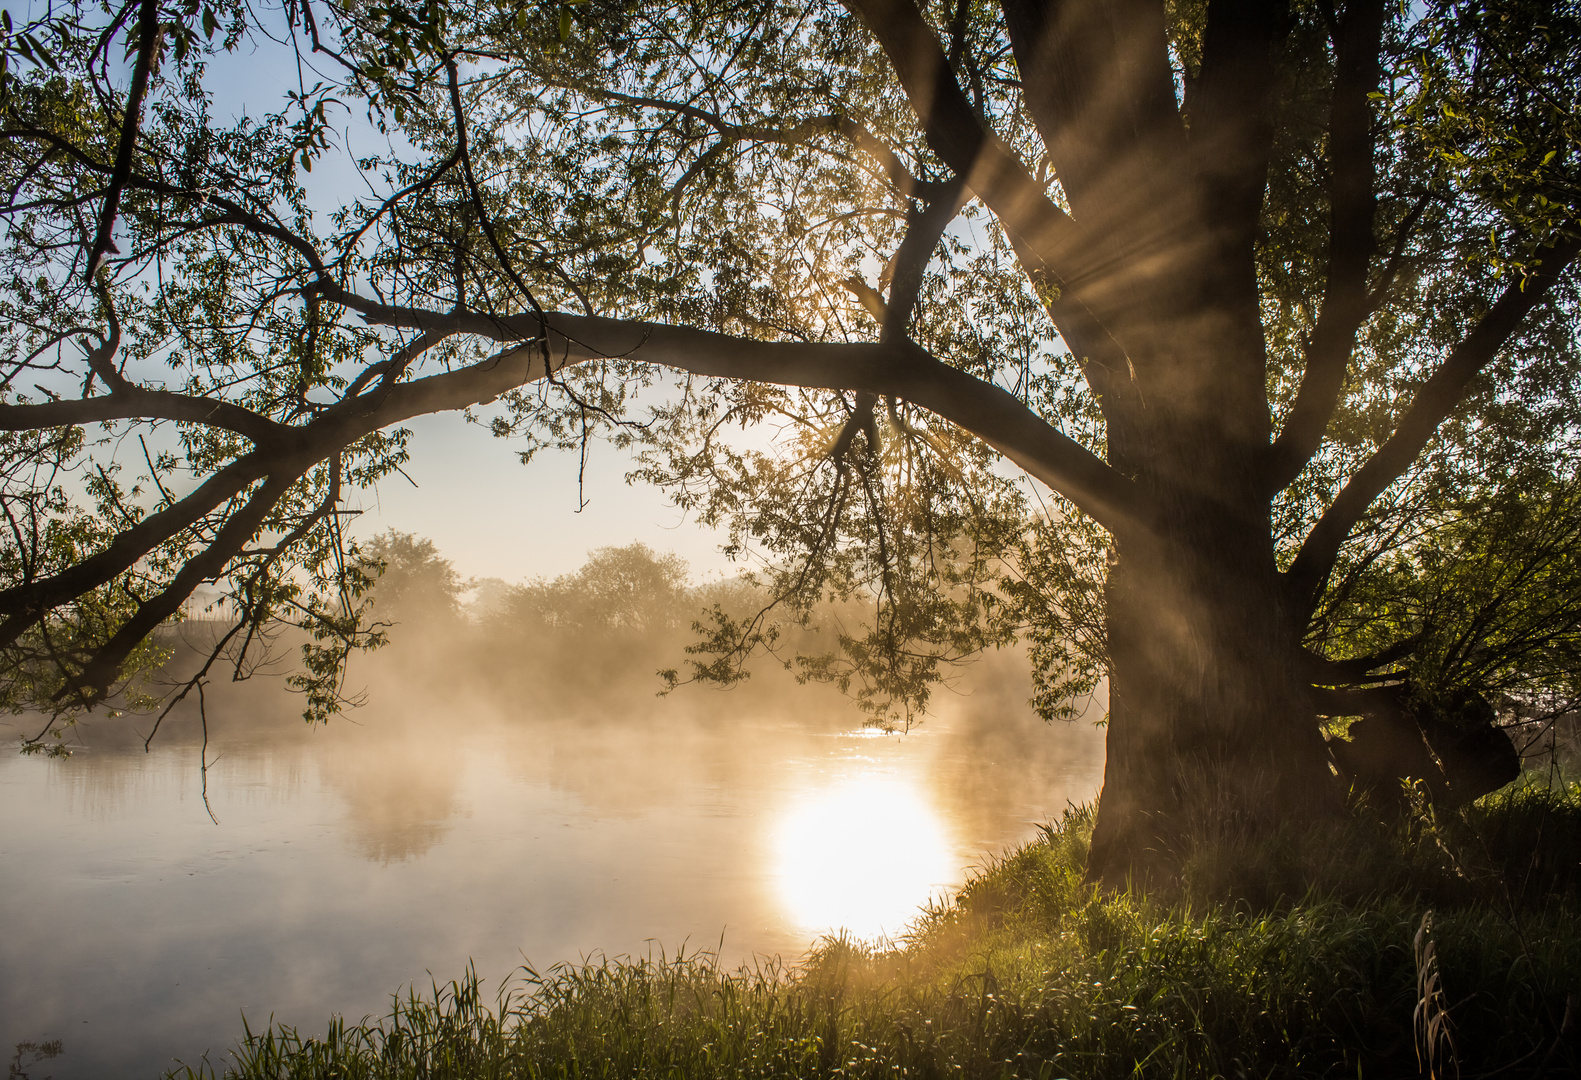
[1,646,1104,1078]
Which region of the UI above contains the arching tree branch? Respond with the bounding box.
[0,451,274,645]
[1267,0,1386,492]
[840,0,1115,363]
[348,306,1146,536]
[0,388,287,445]
[1286,229,1581,611]
[63,470,298,703]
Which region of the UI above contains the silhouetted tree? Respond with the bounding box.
[362,530,465,626]
[499,543,691,637]
[0,0,1578,882]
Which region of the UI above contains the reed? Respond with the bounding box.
[169,788,1581,1079]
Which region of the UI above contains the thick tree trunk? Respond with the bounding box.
[1086,498,1341,891]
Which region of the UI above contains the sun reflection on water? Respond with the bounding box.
[772,771,957,941]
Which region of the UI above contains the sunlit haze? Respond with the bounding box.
[2,641,1106,1078]
[774,769,958,940]
[352,411,732,581]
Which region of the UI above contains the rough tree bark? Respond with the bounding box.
[1094,506,1337,885]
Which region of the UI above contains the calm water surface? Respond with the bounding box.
[1,652,1103,1078]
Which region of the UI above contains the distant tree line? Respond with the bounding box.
[357,532,766,686]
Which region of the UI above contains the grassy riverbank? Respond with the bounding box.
[170,778,1581,1079]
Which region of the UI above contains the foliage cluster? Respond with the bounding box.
[168,779,1581,1080]
[486,542,695,640]
[1319,473,1581,727]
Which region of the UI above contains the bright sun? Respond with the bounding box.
[772,772,957,941]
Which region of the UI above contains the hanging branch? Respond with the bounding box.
[85,0,162,282]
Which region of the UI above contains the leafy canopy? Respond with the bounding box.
[0,0,1577,750]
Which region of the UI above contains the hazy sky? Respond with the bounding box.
[345,410,733,583]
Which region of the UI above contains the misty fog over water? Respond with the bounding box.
[1,559,1104,1079]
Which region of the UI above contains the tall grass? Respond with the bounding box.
[169,789,1581,1080]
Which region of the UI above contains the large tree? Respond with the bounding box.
[1,0,1578,883]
